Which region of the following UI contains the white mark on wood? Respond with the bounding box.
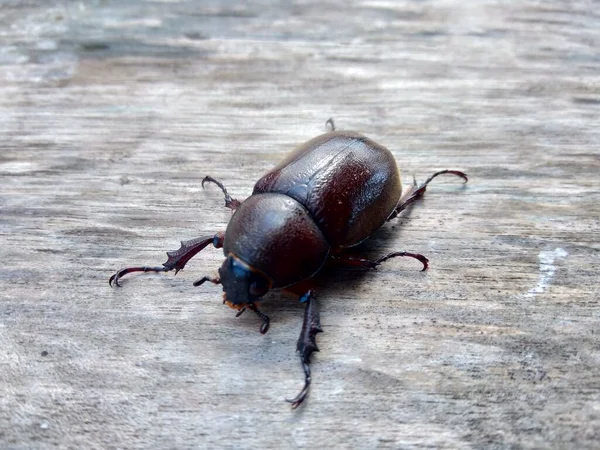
[0,161,39,173]
[526,248,568,297]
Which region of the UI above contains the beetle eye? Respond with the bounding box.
[249,280,269,297]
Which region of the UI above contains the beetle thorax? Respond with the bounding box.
[222,193,330,291]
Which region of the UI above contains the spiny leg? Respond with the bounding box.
[109,232,224,287]
[329,251,429,271]
[286,290,322,409]
[387,170,467,221]
[202,176,241,210]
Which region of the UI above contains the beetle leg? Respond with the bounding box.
[248,303,270,334]
[109,232,224,287]
[193,276,221,287]
[202,176,241,210]
[329,251,428,271]
[325,118,335,132]
[286,290,322,409]
[387,170,468,221]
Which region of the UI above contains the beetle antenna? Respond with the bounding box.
[247,303,270,334]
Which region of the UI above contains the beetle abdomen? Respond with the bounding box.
[253,131,401,249]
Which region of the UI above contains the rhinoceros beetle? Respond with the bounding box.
[109,120,467,408]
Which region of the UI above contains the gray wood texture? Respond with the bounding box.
[1,1,598,448]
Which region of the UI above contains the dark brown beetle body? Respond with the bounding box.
[109,123,467,408]
[225,131,402,292]
[223,193,329,289]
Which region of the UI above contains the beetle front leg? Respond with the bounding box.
[202,176,241,210]
[387,170,468,220]
[287,290,322,409]
[109,232,224,287]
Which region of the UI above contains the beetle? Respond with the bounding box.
[109,120,467,408]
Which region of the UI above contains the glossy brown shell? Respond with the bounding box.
[253,131,402,249]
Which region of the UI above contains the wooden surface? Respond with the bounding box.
[1,1,598,448]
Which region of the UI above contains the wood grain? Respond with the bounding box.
[1,1,598,448]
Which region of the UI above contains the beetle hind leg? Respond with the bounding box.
[286,290,322,409]
[330,251,428,271]
[387,169,467,221]
[202,176,241,210]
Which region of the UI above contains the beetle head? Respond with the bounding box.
[218,254,272,307]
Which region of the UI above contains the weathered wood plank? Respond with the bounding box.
[1,1,598,448]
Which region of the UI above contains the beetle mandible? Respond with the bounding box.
[109,120,467,408]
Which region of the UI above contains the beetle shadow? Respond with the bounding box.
[225,204,423,332]
[303,211,424,297]
[313,204,426,301]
